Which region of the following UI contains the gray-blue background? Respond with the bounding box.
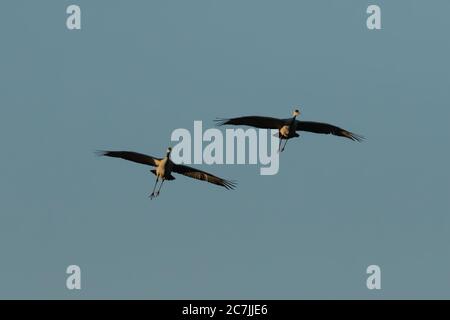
[1,0,449,299]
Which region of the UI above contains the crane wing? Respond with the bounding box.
[98,151,161,166]
[215,116,286,129]
[172,164,237,190]
[295,121,364,142]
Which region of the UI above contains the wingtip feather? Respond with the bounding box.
[214,118,229,126]
[95,150,108,157]
[223,180,238,190]
[351,133,365,142]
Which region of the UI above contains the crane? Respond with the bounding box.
[216,109,363,152]
[98,147,236,199]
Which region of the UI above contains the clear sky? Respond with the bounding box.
[1,0,449,299]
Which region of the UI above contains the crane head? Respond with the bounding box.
[166,147,172,154]
[293,109,301,117]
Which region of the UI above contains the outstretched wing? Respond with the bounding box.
[172,164,237,190]
[215,116,286,129]
[97,151,161,166]
[295,121,364,142]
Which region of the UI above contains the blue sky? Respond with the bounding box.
[0,0,449,298]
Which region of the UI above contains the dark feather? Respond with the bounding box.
[172,164,237,190]
[97,150,161,166]
[215,116,286,129]
[295,121,364,142]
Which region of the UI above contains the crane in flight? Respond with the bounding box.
[98,147,236,199]
[216,109,363,152]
